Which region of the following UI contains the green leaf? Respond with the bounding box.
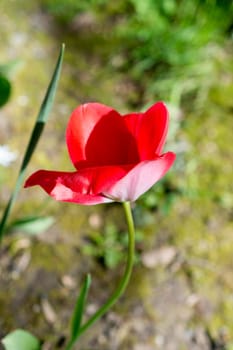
[0,43,65,241]
[1,329,41,350]
[71,274,91,339]
[66,274,91,349]
[0,60,22,77]
[105,248,122,269]
[0,74,11,107]
[8,216,55,235]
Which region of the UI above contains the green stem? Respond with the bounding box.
[66,201,135,348]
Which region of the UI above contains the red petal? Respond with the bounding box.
[24,170,111,205]
[24,164,133,205]
[66,102,139,169]
[124,102,168,159]
[103,152,176,202]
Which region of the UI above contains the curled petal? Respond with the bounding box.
[103,152,176,202]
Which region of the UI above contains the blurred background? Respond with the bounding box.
[0,0,233,349]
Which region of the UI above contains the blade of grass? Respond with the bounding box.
[0,43,65,241]
[65,274,91,350]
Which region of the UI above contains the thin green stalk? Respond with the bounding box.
[65,201,135,349]
[0,44,64,241]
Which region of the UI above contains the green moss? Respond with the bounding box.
[30,241,75,273]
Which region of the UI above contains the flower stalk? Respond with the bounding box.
[65,201,135,349]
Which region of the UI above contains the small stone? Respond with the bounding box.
[154,334,165,347]
[86,303,98,316]
[61,275,76,290]
[88,213,102,229]
[13,238,31,250]
[186,293,201,307]
[11,252,31,279]
[41,298,57,324]
[141,246,177,269]
[17,95,29,107]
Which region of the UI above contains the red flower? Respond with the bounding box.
[25,102,176,204]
